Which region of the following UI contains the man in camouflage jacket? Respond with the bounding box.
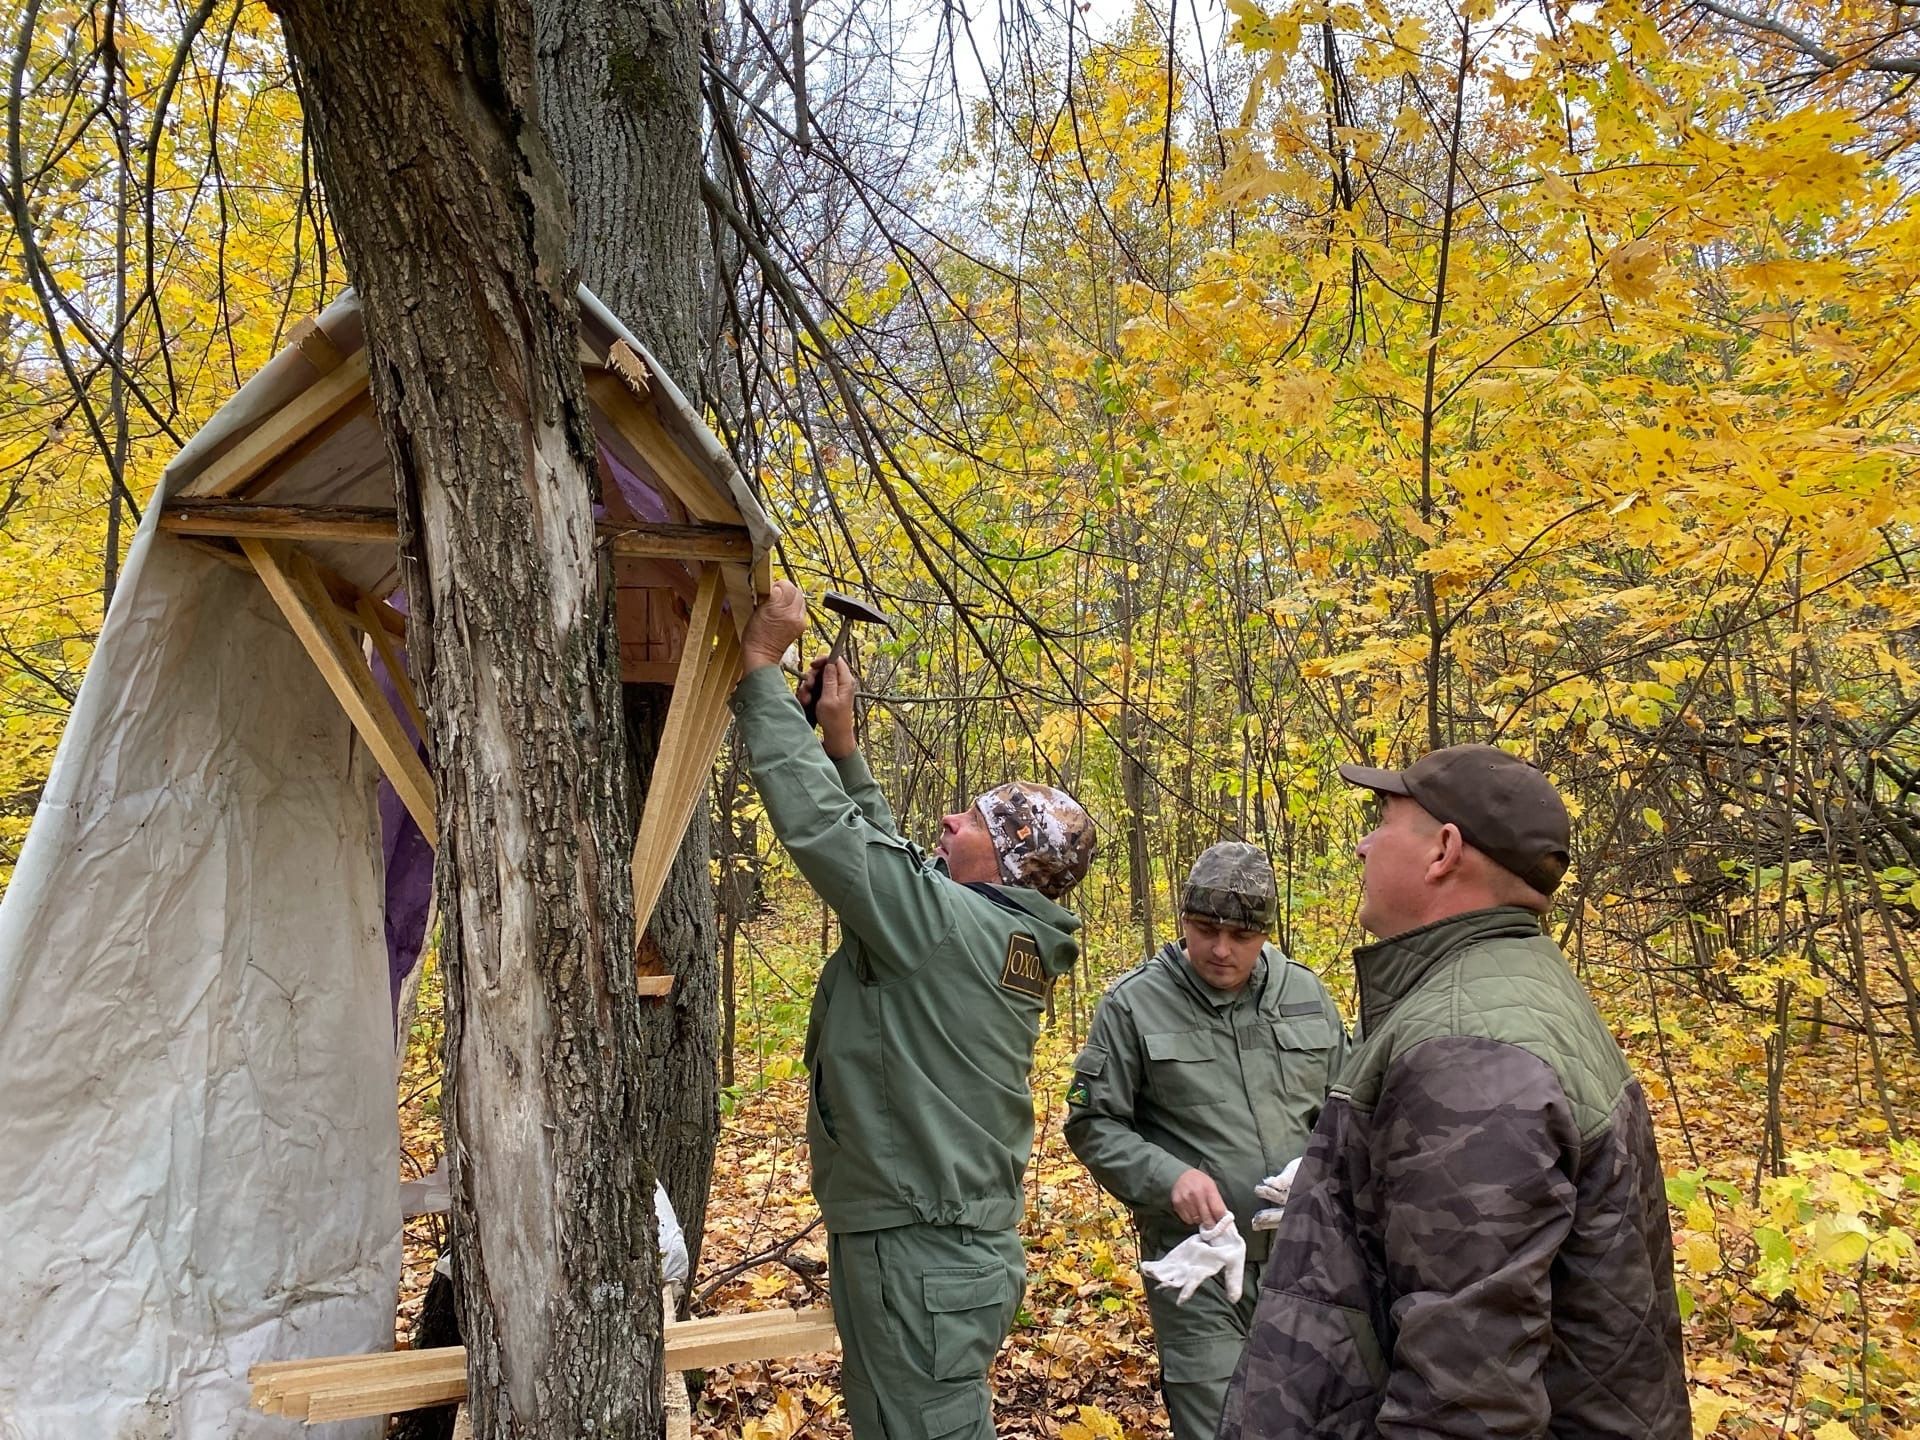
[1065,843,1345,1440]
[1220,745,1689,1439]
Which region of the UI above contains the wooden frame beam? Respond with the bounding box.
[162,502,398,543]
[240,539,437,844]
[161,500,752,562]
[606,523,752,563]
[631,565,739,935]
[250,1307,840,1423]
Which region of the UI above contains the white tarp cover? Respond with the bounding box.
[0,501,399,1438]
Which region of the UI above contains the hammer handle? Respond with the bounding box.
[802,616,854,726]
[823,616,854,667]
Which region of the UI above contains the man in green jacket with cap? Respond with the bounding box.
[733,581,1098,1440]
[1065,842,1346,1440]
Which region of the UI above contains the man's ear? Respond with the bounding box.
[1426,822,1467,883]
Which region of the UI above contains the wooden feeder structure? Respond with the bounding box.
[0,285,785,1431]
[155,286,776,966]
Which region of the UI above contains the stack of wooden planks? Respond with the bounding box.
[250,1306,840,1424]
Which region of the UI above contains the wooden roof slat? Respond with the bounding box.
[178,349,373,499]
[584,371,734,526]
[286,315,347,374]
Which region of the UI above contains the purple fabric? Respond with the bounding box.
[370,624,435,1021]
[601,441,671,523]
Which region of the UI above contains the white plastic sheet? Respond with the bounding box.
[0,512,400,1438]
[655,1183,689,1287]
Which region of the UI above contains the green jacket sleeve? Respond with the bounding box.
[832,749,901,839]
[1326,1000,1351,1097]
[1063,997,1191,1215]
[732,666,951,981]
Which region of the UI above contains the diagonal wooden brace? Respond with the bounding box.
[241,539,438,845]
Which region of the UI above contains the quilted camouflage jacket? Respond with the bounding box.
[1219,907,1688,1439]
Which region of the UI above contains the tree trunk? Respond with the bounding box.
[533,0,722,1287]
[1113,515,1155,955]
[534,0,706,384]
[274,4,660,1436]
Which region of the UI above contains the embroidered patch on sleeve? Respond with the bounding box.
[999,932,1049,999]
[1066,1077,1090,1107]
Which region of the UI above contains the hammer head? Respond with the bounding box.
[822,590,890,628]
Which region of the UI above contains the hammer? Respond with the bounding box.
[802,590,891,726]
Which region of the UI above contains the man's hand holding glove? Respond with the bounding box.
[1250,1156,1303,1231]
[1140,1213,1247,1305]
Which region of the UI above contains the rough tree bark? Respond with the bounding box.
[274,3,661,1436]
[533,0,723,1287]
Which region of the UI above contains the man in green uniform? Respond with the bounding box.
[733,581,1097,1440]
[1065,843,1345,1440]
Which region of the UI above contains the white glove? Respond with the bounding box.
[1140,1213,1247,1305]
[1251,1157,1303,1231]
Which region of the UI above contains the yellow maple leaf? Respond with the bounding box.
[1689,1387,1738,1439]
[1060,1405,1127,1440]
[1607,238,1662,303]
[1682,1232,1721,1273]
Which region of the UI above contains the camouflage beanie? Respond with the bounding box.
[1181,841,1278,932]
[974,782,1097,901]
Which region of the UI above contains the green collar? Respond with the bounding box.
[1160,942,1272,1010]
[1354,907,1545,1035]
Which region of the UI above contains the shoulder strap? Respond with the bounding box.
[963,881,1030,919]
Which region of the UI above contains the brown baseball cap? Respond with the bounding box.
[1338,744,1571,894]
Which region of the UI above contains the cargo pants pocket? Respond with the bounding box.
[924,1266,1015,1382]
[921,1385,991,1439]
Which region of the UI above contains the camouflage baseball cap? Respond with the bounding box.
[1182,841,1278,932]
[974,782,1097,900]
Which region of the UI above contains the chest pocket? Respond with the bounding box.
[1143,1030,1223,1108]
[1269,1013,1334,1052]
